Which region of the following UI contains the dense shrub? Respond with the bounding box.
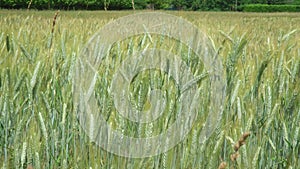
[1,0,300,11]
[242,4,300,12]
[0,0,136,10]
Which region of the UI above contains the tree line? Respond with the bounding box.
[1,0,299,10]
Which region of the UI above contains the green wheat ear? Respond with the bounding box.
[252,147,261,168]
[20,142,27,168]
[35,152,40,169]
[208,131,225,168]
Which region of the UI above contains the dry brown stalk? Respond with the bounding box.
[51,10,60,34]
[48,10,60,51]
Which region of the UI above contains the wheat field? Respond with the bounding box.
[0,10,299,169]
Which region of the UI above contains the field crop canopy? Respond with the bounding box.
[74,12,226,158]
[1,10,300,168]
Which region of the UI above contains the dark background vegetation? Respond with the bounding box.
[0,0,300,11]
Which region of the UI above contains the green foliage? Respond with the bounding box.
[134,0,148,9]
[172,0,187,10]
[147,0,172,9]
[291,0,300,4]
[242,4,300,12]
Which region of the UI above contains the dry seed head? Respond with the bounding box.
[231,132,251,163]
[238,140,246,146]
[234,131,251,151]
[242,132,251,140]
[230,152,239,162]
[234,142,240,152]
[27,165,34,169]
[218,161,227,169]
